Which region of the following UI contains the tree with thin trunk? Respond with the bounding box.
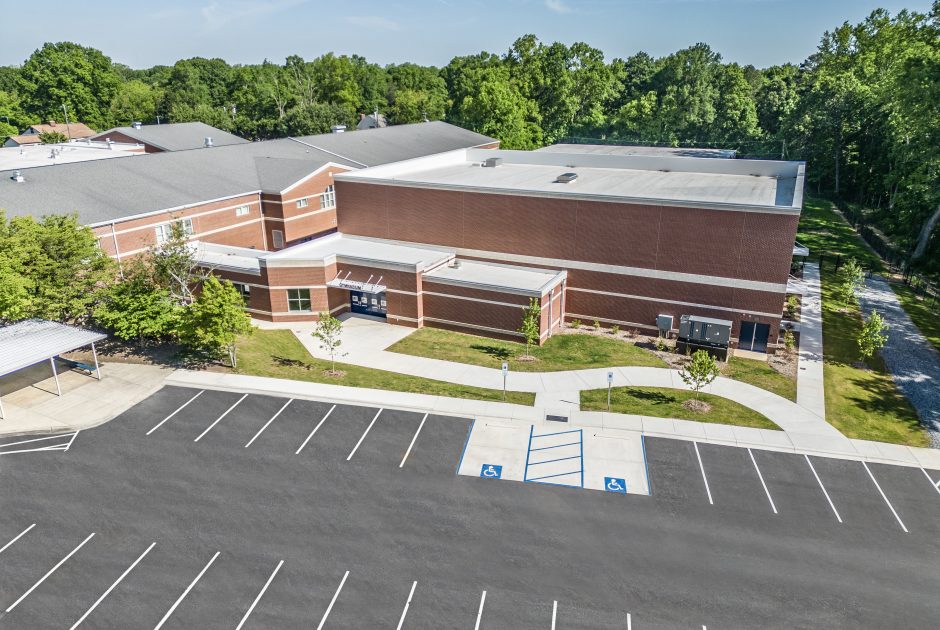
[857,310,889,361]
[151,220,209,306]
[312,311,345,374]
[178,275,253,367]
[678,350,720,399]
[518,297,541,359]
[835,257,864,306]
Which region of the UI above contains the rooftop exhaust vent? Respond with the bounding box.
[331,124,346,133]
[555,172,578,184]
[11,170,24,183]
[131,121,142,129]
[449,259,462,268]
[482,157,502,168]
[204,136,214,148]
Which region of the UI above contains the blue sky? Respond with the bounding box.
[2,0,933,69]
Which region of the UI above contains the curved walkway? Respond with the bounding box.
[860,276,940,447]
[277,316,846,441]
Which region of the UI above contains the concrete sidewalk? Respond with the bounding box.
[790,261,827,420]
[165,369,940,470]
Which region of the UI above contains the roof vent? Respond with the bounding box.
[204,136,214,148]
[11,170,24,183]
[482,157,502,168]
[331,125,346,133]
[555,172,578,184]
[131,121,142,129]
[449,259,462,269]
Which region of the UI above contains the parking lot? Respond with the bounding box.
[1,385,939,628]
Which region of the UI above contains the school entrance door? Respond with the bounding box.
[350,290,387,318]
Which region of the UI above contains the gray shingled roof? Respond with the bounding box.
[0,122,496,226]
[93,122,249,151]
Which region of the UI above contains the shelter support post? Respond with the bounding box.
[91,342,101,380]
[0,394,5,419]
[50,357,62,396]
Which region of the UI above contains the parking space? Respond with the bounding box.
[1,385,939,628]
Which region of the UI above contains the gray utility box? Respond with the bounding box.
[656,314,674,333]
[678,314,732,347]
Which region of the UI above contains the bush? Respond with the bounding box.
[570,319,581,329]
[610,325,620,335]
[592,319,601,330]
[785,295,799,319]
[783,329,796,353]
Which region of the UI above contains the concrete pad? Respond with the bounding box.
[670,419,708,440]
[786,431,857,458]
[641,416,676,436]
[582,429,649,495]
[457,419,530,482]
[910,447,940,470]
[702,423,737,444]
[756,429,796,450]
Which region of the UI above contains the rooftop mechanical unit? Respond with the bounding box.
[555,172,578,184]
[482,157,502,168]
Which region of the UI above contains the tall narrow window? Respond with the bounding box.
[287,288,312,312]
[320,184,335,209]
[155,218,194,244]
[272,229,285,249]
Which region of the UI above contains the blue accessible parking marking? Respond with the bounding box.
[481,464,502,479]
[605,477,627,494]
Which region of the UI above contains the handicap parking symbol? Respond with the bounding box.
[481,464,502,479]
[605,477,627,494]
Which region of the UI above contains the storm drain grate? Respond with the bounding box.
[546,415,569,423]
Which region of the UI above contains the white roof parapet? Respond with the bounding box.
[424,259,567,296]
[0,319,107,377]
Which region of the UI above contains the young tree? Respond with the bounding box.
[517,298,541,358]
[835,258,864,305]
[151,220,208,306]
[857,310,889,361]
[311,311,345,374]
[678,350,721,399]
[94,261,181,342]
[178,275,252,367]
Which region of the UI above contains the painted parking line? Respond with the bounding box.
[153,551,220,630]
[65,431,79,451]
[0,432,77,456]
[474,590,487,630]
[693,442,714,505]
[862,462,908,533]
[0,524,36,556]
[193,394,248,442]
[804,455,843,523]
[315,570,350,630]
[922,468,940,496]
[627,612,632,630]
[346,409,383,461]
[399,413,428,469]
[551,600,558,630]
[748,449,778,514]
[5,532,96,613]
[395,581,418,630]
[296,405,336,455]
[235,559,284,630]
[69,542,156,629]
[245,399,293,448]
[146,390,204,435]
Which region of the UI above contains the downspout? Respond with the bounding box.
[110,222,125,279]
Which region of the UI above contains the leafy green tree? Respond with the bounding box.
[517,298,541,358]
[39,131,68,144]
[678,349,721,399]
[835,258,865,305]
[151,221,207,306]
[94,261,181,342]
[110,79,160,125]
[857,310,889,360]
[312,312,345,374]
[280,102,354,136]
[179,275,253,367]
[0,261,31,322]
[18,42,120,129]
[386,63,448,123]
[0,89,28,140]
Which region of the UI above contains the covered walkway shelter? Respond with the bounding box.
[0,319,106,419]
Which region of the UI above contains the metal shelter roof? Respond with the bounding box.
[0,320,106,376]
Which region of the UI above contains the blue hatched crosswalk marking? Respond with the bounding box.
[524,427,584,488]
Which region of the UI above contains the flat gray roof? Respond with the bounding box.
[337,148,805,213]
[0,319,106,377]
[92,122,249,152]
[424,259,565,296]
[537,143,737,159]
[264,233,453,271]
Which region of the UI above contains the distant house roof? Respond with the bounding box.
[0,121,497,226]
[537,143,737,159]
[91,122,249,152]
[26,122,96,139]
[357,113,388,130]
[0,140,145,171]
[4,134,44,147]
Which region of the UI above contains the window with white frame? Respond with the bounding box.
[235,205,250,217]
[272,229,285,249]
[296,197,309,209]
[320,185,335,209]
[287,288,312,312]
[155,218,194,244]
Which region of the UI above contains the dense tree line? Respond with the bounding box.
[0,3,937,272]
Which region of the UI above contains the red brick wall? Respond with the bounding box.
[262,166,351,248]
[90,130,161,152]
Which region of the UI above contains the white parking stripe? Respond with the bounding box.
[70,542,156,629]
[395,581,418,630]
[804,455,842,523]
[0,445,69,456]
[551,600,558,630]
[922,468,940,495]
[0,524,36,556]
[147,390,204,435]
[235,560,284,630]
[627,612,632,630]
[245,399,293,448]
[5,532,95,613]
[0,433,75,449]
[153,551,220,630]
[748,449,778,514]
[862,462,908,533]
[194,394,248,442]
[316,570,349,630]
[296,405,336,455]
[474,590,487,630]
[399,413,428,468]
[65,431,79,451]
[693,442,713,505]
[346,409,383,461]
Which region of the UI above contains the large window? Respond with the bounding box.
[287,288,312,312]
[155,218,194,244]
[272,229,285,249]
[320,185,335,209]
[296,198,309,209]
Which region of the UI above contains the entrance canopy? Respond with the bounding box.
[0,319,106,377]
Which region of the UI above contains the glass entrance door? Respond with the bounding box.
[350,290,387,317]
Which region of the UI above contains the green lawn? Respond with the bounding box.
[891,282,940,355]
[723,357,797,401]
[797,196,884,270]
[234,329,536,405]
[581,386,779,430]
[387,327,668,371]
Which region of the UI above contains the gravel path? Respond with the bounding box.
[860,276,940,447]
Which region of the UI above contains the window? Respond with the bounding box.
[233,282,251,304]
[296,198,309,209]
[235,205,250,217]
[272,229,285,249]
[155,218,194,244]
[287,288,311,312]
[320,185,335,209]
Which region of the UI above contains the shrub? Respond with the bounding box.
[783,329,796,353]
[610,325,620,335]
[570,319,581,329]
[785,295,799,319]
[592,319,601,330]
